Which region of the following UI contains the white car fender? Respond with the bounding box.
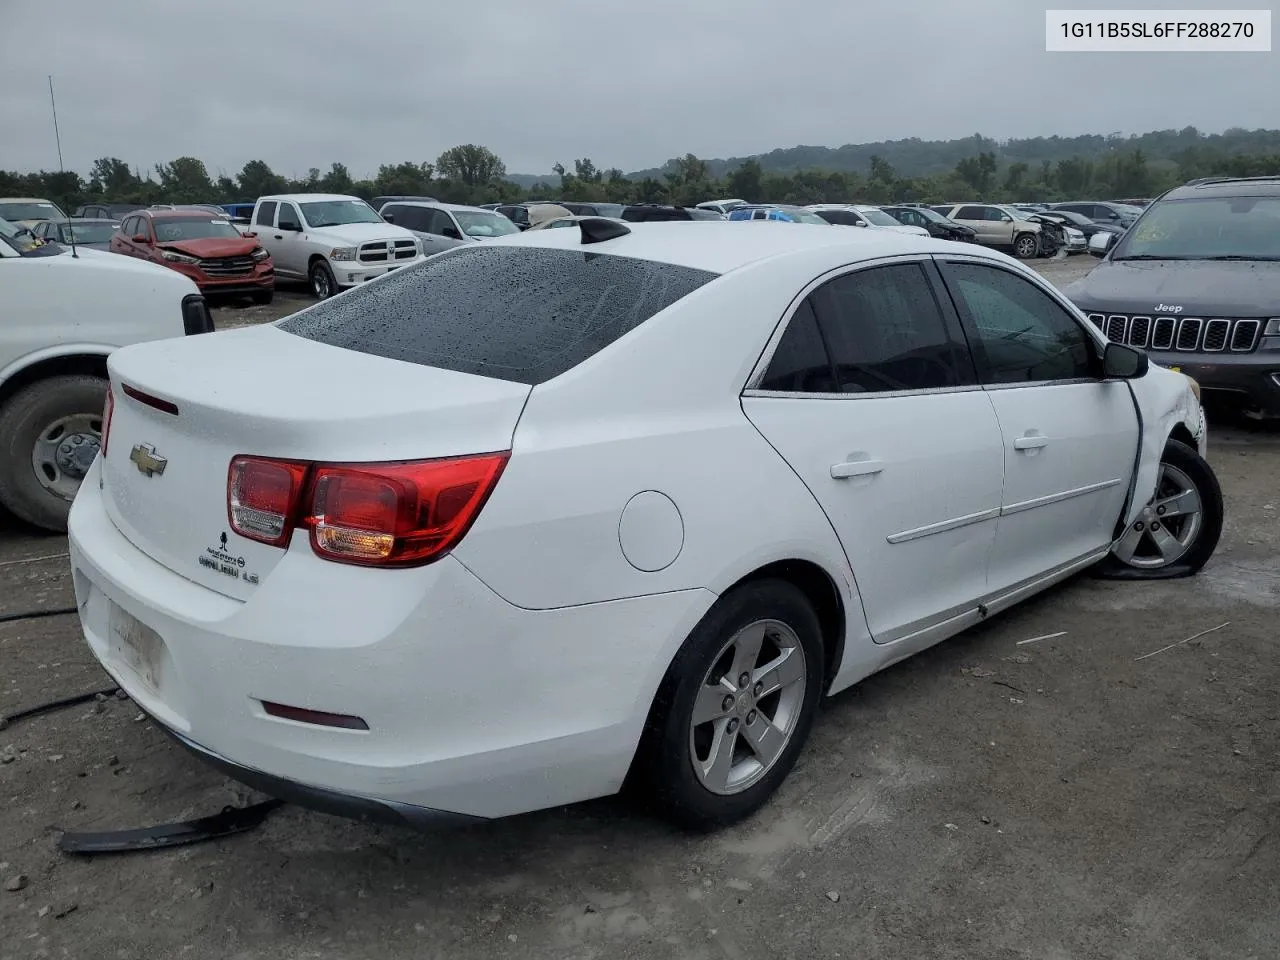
[1124,365,1207,527]
[0,342,116,391]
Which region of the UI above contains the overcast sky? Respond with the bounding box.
[2,0,1276,179]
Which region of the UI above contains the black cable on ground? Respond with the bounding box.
[0,686,121,731]
[0,605,78,625]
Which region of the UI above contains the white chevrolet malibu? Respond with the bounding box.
[68,218,1220,830]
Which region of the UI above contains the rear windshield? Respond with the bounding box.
[278,245,719,385]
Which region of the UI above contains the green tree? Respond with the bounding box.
[154,157,214,203]
[726,158,764,200]
[88,157,138,196]
[237,160,286,198]
[435,145,505,186]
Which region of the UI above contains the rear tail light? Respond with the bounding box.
[226,452,508,567]
[228,457,310,546]
[101,387,114,457]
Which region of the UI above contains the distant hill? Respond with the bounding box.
[506,126,1280,185]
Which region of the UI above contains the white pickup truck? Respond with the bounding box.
[0,218,211,531]
[249,193,425,299]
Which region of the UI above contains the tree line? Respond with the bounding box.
[4,131,1280,218]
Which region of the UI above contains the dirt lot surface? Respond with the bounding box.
[3,255,1277,960]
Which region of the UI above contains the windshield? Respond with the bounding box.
[857,208,903,227]
[782,209,829,225]
[62,222,118,244]
[1114,196,1280,261]
[0,201,65,222]
[0,216,61,255]
[153,217,244,242]
[453,211,520,238]
[299,199,382,227]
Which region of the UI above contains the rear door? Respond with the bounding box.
[935,257,1139,591]
[742,258,1005,643]
[952,205,990,242]
[252,201,285,273]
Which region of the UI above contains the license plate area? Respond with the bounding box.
[108,602,167,693]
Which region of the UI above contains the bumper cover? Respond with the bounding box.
[1151,351,1280,417]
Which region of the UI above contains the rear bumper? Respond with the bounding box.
[66,460,713,820]
[1151,352,1280,418]
[148,708,483,828]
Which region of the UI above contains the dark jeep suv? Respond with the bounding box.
[1064,176,1280,418]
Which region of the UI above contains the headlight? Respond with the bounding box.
[251,246,270,261]
[329,247,357,261]
[162,251,199,264]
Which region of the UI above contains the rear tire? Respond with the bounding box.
[309,259,337,300]
[1013,232,1039,259]
[1094,439,1223,580]
[631,579,825,830]
[0,375,107,533]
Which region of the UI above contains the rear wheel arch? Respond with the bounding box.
[719,558,846,693]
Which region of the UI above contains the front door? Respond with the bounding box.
[935,257,1140,591]
[273,201,307,277]
[742,259,1006,643]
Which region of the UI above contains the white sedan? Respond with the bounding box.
[68,218,1221,829]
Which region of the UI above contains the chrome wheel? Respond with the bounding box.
[30,413,101,501]
[689,619,807,796]
[1112,463,1203,569]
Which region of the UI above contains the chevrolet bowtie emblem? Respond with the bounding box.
[129,443,167,477]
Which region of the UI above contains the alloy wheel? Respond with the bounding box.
[688,618,807,796]
[1112,463,1203,568]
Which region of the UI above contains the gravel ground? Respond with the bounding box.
[3,252,1277,960]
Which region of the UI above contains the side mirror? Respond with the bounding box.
[854,220,868,227]
[1088,232,1115,257]
[382,213,394,223]
[1102,342,1148,379]
[241,231,257,239]
[442,226,462,240]
[132,233,150,244]
[1000,214,1013,222]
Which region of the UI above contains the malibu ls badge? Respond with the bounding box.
[129,443,167,478]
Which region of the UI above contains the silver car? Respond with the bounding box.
[379,201,521,254]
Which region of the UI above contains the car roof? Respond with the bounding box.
[383,200,503,214]
[0,197,54,203]
[1161,177,1280,201]
[63,217,119,224]
[142,209,230,219]
[483,219,1001,275]
[257,193,367,203]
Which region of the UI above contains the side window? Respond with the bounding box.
[421,209,449,235]
[757,299,838,393]
[810,263,970,394]
[941,262,1095,384]
[134,217,152,240]
[955,206,984,221]
[278,203,301,229]
[984,206,1007,221]
[255,201,277,228]
[119,217,134,236]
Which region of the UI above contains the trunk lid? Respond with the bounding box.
[101,325,530,600]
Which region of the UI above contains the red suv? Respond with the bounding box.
[111,209,274,303]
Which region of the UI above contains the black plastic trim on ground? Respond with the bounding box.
[0,605,78,625]
[0,686,121,730]
[58,799,285,855]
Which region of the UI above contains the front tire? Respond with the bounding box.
[1094,439,1223,580]
[632,579,825,830]
[309,260,337,300]
[0,375,107,532]
[1013,232,1040,259]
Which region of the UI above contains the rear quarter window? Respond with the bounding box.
[278,245,719,385]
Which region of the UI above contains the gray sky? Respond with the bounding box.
[2,0,1276,179]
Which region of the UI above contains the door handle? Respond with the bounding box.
[830,458,884,479]
[274,234,282,239]
[1014,434,1049,450]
